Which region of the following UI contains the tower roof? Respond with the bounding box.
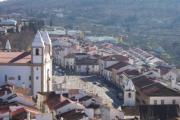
[5,39,11,50]
[41,31,52,45]
[32,31,45,47]
[125,79,135,91]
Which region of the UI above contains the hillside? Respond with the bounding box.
[0,0,180,66]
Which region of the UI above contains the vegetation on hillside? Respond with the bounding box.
[0,0,180,66]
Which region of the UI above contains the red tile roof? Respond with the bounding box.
[0,52,31,64]
[117,69,140,76]
[43,92,67,110]
[132,75,180,97]
[156,66,171,75]
[54,99,72,110]
[105,62,129,71]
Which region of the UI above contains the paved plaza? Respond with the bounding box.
[53,74,123,108]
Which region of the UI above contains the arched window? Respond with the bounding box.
[35,48,39,55]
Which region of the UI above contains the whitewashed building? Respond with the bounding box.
[0,31,53,96]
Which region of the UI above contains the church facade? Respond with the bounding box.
[0,31,52,96]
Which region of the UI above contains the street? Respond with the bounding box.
[52,74,123,108]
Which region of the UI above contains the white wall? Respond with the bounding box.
[149,96,180,106]
[85,108,94,119]
[33,66,42,96]
[9,96,35,106]
[36,113,53,120]
[0,65,31,88]
[65,58,75,69]
[76,65,99,73]
[124,91,136,106]
[56,102,84,115]
[110,108,124,120]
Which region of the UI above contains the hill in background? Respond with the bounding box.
[0,0,180,66]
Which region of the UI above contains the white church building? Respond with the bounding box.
[0,31,52,96]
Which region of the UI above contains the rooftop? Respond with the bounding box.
[105,62,129,71]
[0,51,31,64]
[132,76,180,97]
[117,69,140,76]
[101,55,129,62]
[76,57,98,65]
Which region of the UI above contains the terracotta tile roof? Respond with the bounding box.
[132,76,156,89]
[0,106,9,114]
[43,92,67,110]
[105,62,129,71]
[101,55,129,62]
[0,84,30,96]
[156,66,171,75]
[0,52,31,64]
[54,99,72,110]
[132,75,180,97]
[117,69,140,76]
[0,104,40,119]
[141,82,180,97]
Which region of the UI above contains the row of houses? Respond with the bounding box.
[97,54,180,107]
[0,83,126,120]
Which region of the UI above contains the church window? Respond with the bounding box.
[36,76,39,80]
[35,48,40,55]
[29,76,31,81]
[172,100,176,104]
[18,75,21,80]
[5,75,7,81]
[128,93,131,98]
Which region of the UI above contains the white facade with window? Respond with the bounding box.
[149,96,180,106]
[0,31,53,97]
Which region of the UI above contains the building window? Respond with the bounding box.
[128,93,131,98]
[18,75,21,80]
[29,85,31,88]
[161,100,164,105]
[29,76,31,81]
[36,76,39,80]
[36,67,39,70]
[154,100,157,105]
[35,48,39,55]
[5,75,7,81]
[172,100,176,104]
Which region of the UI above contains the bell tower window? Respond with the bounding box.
[35,48,40,55]
[128,93,132,98]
